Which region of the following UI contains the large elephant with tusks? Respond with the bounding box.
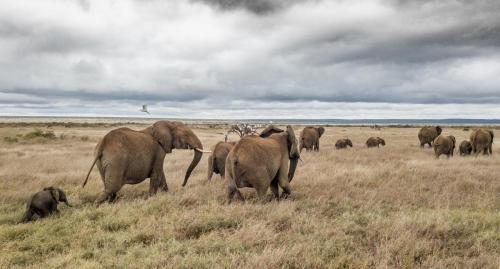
[82,121,208,204]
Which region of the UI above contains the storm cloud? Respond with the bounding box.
[0,0,499,118]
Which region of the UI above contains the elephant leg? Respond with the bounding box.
[277,168,291,199]
[315,141,319,151]
[159,172,168,192]
[227,185,240,204]
[270,179,280,200]
[488,144,493,154]
[256,186,269,202]
[207,155,214,181]
[96,169,123,205]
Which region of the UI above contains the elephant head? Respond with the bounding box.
[260,125,284,138]
[436,126,442,136]
[44,186,71,207]
[377,137,386,146]
[317,127,325,138]
[286,126,300,182]
[346,139,353,147]
[151,121,204,187]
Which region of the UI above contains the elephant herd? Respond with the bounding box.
[418,126,495,158]
[20,121,495,222]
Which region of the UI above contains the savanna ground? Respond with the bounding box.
[0,118,499,268]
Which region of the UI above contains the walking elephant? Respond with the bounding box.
[459,140,472,156]
[82,121,207,204]
[366,137,385,148]
[418,126,442,148]
[434,135,455,158]
[470,129,494,155]
[299,126,325,152]
[335,139,352,149]
[225,125,300,204]
[207,141,236,181]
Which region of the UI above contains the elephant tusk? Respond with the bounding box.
[194,148,212,153]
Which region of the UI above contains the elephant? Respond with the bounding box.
[459,140,473,156]
[21,187,71,222]
[366,137,385,148]
[433,135,456,158]
[225,125,300,204]
[418,126,442,148]
[335,139,352,149]
[299,126,325,152]
[470,129,494,155]
[207,141,236,181]
[82,121,208,204]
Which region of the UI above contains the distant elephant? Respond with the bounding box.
[366,137,385,148]
[207,141,236,181]
[434,135,456,158]
[335,139,352,149]
[21,187,71,222]
[418,126,442,148]
[82,121,208,204]
[470,129,494,155]
[459,140,472,156]
[225,125,300,204]
[299,126,325,152]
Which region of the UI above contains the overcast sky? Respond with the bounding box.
[0,0,499,119]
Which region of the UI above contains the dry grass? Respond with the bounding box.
[0,121,499,268]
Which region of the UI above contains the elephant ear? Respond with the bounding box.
[317,127,325,138]
[286,125,299,159]
[449,136,456,145]
[44,187,60,202]
[260,125,284,138]
[152,121,173,153]
[436,126,442,135]
[488,130,494,141]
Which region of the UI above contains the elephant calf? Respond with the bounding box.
[207,141,236,181]
[335,139,352,149]
[434,135,456,159]
[459,140,472,156]
[21,187,71,222]
[366,137,385,148]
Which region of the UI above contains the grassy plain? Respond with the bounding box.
[0,119,499,268]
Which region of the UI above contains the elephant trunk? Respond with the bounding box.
[182,141,203,187]
[288,157,299,183]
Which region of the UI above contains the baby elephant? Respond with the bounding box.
[459,140,472,156]
[366,137,385,148]
[433,135,456,159]
[21,187,71,222]
[335,139,353,149]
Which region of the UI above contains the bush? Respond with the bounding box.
[23,129,56,140]
[3,137,18,143]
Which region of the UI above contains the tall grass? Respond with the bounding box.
[0,123,498,268]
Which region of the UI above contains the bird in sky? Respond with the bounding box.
[139,104,150,114]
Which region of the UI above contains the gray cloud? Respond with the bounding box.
[0,0,499,118]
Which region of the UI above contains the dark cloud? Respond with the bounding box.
[191,0,310,15]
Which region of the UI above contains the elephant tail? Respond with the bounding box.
[82,154,100,188]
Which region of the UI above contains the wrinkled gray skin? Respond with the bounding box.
[225,126,300,204]
[335,139,352,149]
[470,129,494,155]
[82,121,204,205]
[418,126,442,148]
[207,141,236,181]
[434,135,456,159]
[21,187,71,222]
[366,137,385,148]
[299,126,325,152]
[459,140,473,156]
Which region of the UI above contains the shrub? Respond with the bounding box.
[3,137,18,143]
[23,129,56,140]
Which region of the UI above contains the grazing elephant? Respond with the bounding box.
[434,135,456,158]
[299,126,325,152]
[470,129,494,155]
[418,126,442,148]
[335,139,352,149]
[82,121,207,204]
[225,125,300,204]
[366,137,385,148]
[21,187,71,222]
[459,140,473,156]
[207,141,236,181]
